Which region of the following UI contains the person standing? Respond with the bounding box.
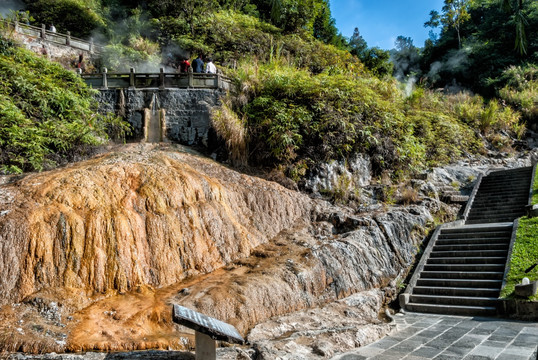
[49,24,56,33]
[192,55,204,73]
[205,58,216,74]
[180,58,191,72]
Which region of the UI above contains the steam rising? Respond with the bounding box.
[0,0,25,17]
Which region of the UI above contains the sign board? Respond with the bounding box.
[172,304,245,344]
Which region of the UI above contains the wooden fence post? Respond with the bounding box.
[66,31,71,46]
[102,67,108,90]
[89,37,94,54]
[159,68,165,90]
[188,67,193,88]
[129,67,135,88]
[41,24,46,39]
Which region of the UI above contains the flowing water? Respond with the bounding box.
[145,93,164,143]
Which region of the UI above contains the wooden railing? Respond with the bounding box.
[81,68,233,91]
[5,21,103,53]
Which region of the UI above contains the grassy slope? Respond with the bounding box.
[501,166,538,301]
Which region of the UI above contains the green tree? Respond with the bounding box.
[499,0,528,54]
[25,0,104,38]
[425,0,473,48]
[390,36,421,80]
[348,27,368,58]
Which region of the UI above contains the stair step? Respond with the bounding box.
[423,264,506,272]
[433,244,508,251]
[416,278,503,288]
[466,218,518,224]
[429,249,508,257]
[405,303,497,316]
[412,286,500,297]
[438,231,512,239]
[468,205,525,211]
[439,225,512,233]
[477,182,530,188]
[410,294,499,307]
[420,271,504,280]
[471,196,528,203]
[436,238,510,245]
[427,256,506,264]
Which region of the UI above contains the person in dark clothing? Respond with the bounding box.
[192,55,204,73]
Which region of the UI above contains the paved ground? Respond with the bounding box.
[332,312,538,360]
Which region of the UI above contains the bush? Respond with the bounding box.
[25,0,105,38]
[101,39,161,72]
[0,35,129,173]
[498,64,538,124]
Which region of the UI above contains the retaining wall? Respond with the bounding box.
[96,89,222,146]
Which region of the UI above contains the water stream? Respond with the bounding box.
[144,92,165,142]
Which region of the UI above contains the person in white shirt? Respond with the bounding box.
[205,58,216,74]
[49,24,56,33]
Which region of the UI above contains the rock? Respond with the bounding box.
[303,154,372,194]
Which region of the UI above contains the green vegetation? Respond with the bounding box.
[24,0,105,38]
[501,166,538,300]
[501,217,538,301]
[223,61,523,180]
[0,0,533,180]
[0,35,128,174]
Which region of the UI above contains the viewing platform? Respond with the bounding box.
[82,68,233,91]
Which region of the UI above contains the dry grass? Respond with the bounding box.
[210,101,248,166]
[399,185,420,205]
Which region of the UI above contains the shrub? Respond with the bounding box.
[25,0,105,38]
[0,35,129,173]
[498,64,538,124]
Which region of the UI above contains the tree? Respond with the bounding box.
[348,27,368,58]
[390,36,421,80]
[362,47,393,77]
[425,0,473,49]
[25,0,105,38]
[499,0,528,54]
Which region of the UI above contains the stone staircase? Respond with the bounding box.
[401,166,534,316]
[466,167,532,224]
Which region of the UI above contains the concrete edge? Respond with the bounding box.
[460,173,483,223]
[500,219,519,299]
[527,162,537,207]
[399,221,461,309]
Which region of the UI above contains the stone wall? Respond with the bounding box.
[95,89,222,146]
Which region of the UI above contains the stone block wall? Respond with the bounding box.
[95,89,222,146]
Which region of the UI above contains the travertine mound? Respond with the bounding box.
[0,144,310,306]
[0,144,438,355]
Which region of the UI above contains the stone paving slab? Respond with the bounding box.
[331,312,538,360]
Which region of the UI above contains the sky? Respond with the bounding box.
[330,0,445,50]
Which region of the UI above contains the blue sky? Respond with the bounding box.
[330,0,445,50]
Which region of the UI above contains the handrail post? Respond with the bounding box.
[14,20,19,33]
[217,74,222,89]
[66,31,71,46]
[89,37,94,54]
[102,67,108,90]
[41,23,46,39]
[188,67,193,88]
[129,67,135,88]
[159,68,165,90]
